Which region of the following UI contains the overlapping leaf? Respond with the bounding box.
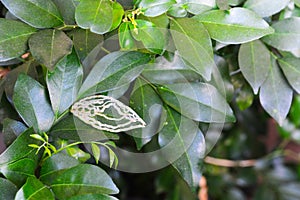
[75,0,113,34]
[15,177,55,200]
[195,7,274,44]
[1,0,63,28]
[158,106,205,189]
[52,0,77,25]
[244,0,289,17]
[238,40,270,94]
[262,17,300,52]
[170,18,215,81]
[0,19,36,62]
[29,29,73,71]
[13,74,55,132]
[259,56,293,126]
[0,178,18,200]
[278,56,300,94]
[185,0,216,15]
[78,51,151,98]
[138,0,176,17]
[51,164,119,199]
[130,78,163,149]
[158,82,235,123]
[47,49,83,117]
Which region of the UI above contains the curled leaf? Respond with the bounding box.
[71,95,146,132]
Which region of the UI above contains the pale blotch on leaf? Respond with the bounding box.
[71,95,146,132]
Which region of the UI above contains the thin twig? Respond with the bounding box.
[204,156,257,167]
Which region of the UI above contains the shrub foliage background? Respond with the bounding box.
[0,0,300,199]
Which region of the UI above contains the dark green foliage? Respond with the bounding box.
[0,0,300,199]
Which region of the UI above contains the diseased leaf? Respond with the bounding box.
[194,7,274,44]
[71,95,146,132]
[75,0,113,34]
[15,177,55,200]
[278,56,300,94]
[130,78,163,150]
[158,82,235,123]
[51,164,119,199]
[29,29,73,71]
[238,40,271,94]
[1,0,63,28]
[0,19,36,62]
[259,56,293,126]
[170,18,215,81]
[185,0,216,15]
[78,51,151,98]
[244,0,289,17]
[13,74,55,132]
[138,0,176,17]
[158,106,205,189]
[47,49,83,117]
[262,17,300,52]
[0,178,18,200]
[131,19,165,54]
[69,29,104,61]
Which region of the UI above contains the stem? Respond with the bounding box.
[204,156,257,167]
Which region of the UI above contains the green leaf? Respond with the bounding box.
[142,54,203,84]
[262,17,300,52]
[52,0,77,25]
[216,0,230,10]
[167,3,188,17]
[1,158,36,187]
[69,29,104,61]
[2,118,27,146]
[194,7,274,44]
[228,0,244,6]
[78,51,151,98]
[0,128,37,166]
[290,95,300,127]
[1,0,63,28]
[278,56,300,94]
[51,164,119,199]
[110,1,124,31]
[158,106,205,189]
[0,19,36,62]
[157,82,235,123]
[185,0,216,15]
[47,49,83,117]
[259,56,293,126]
[15,177,55,200]
[68,194,119,200]
[279,183,300,199]
[66,146,91,163]
[29,29,73,71]
[130,78,163,150]
[238,40,271,94]
[91,143,101,164]
[0,178,18,200]
[131,19,165,54]
[170,18,214,81]
[244,0,289,17]
[119,22,136,50]
[50,114,119,141]
[138,0,176,17]
[4,60,38,101]
[13,74,55,132]
[40,152,80,185]
[75,0,113,34]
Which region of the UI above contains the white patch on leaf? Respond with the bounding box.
[71,95,146,132]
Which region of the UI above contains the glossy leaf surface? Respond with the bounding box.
[244,0,289,17]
